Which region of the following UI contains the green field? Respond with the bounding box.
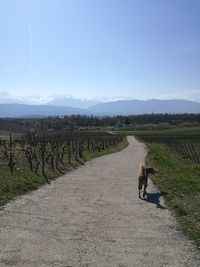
[114,125,200,136]
[133,126,200,248]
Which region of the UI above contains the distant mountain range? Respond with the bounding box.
[46,96,99,108]
[0,103,90,118]
[0,93,100,107]
[87,99,200,115]
[0,99,200,117]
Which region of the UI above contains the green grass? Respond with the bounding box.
[0,137,128,207]
[145,142,200,248]
[0,170,46,205]
[114,125,200,136]
[132,126,200,247]
[83,137,128,160]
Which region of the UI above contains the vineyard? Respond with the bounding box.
[0,132,123,178]
[137,134,200,164]
[0,131,124,205]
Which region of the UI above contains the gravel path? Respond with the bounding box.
[0,136,199,267]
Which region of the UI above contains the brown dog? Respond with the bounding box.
[138,165,157,198]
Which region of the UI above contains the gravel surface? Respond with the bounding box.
[0,136,199,267]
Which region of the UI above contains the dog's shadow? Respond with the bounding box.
[142,192,167,209]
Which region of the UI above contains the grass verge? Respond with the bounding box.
[83,136,129,160]
[0,136,128,207]
[146,142,200,248]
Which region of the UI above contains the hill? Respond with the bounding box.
[0,99,200,117]
[87,99,200,115]
[0,103,89,118]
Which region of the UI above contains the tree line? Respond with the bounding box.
[0,113,200,132]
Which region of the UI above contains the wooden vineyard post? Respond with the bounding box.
[8,132,15,173]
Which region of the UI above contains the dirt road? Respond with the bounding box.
[0,136,199,267]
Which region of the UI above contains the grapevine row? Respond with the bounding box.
[0,132,123,182]
[138,134,200,164]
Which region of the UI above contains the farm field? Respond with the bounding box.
[1,136,199,266]
[0,131,127,206]
[114,125,200,136]
[133,126,200,247]
[1,119,200,252]
[136,127,200,164]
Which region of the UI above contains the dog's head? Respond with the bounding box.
[146,167,157,175]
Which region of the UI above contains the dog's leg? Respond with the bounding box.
[143,184,147,198]
[138,176,142,198]
[143,188,146,198]
[142,176,148,198]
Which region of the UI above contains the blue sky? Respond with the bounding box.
[0,0,200,101]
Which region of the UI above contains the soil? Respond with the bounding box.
[0,136,199,267]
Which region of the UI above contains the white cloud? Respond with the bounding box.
[0,92,53,105]
[1,90,200,106]
[156,90,200,103]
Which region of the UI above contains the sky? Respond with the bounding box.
[0,0,200,102]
